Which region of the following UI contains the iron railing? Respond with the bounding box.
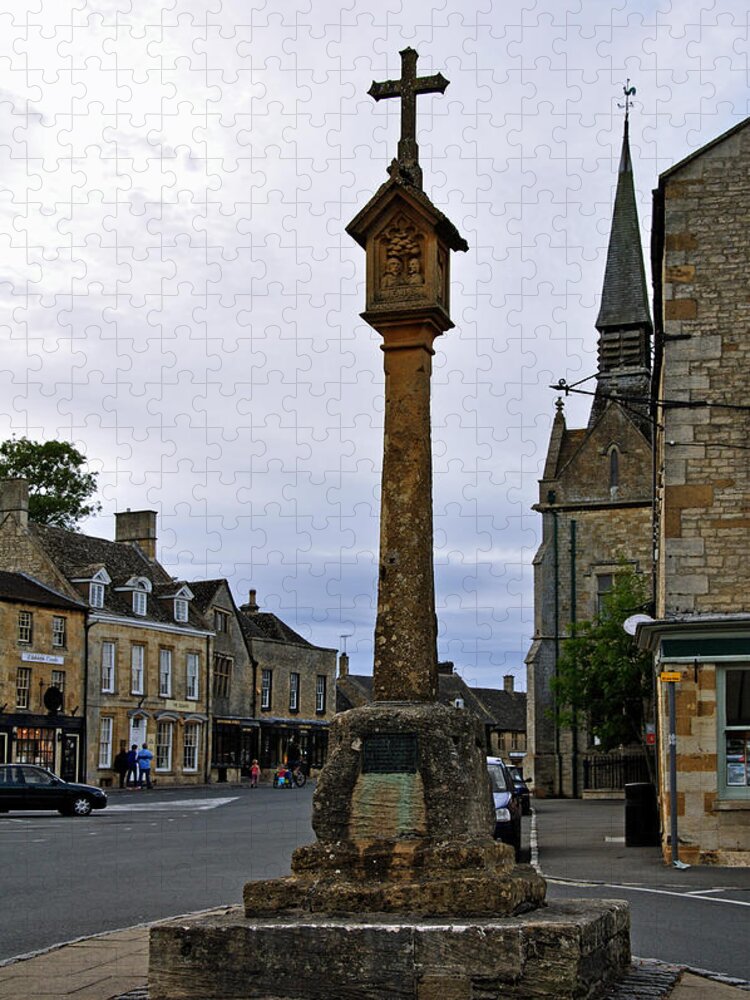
[583,751,652,790]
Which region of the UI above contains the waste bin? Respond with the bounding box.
[217,765,228,783]
[624,782,659,847]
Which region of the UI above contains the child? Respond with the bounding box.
[250,759,260,788]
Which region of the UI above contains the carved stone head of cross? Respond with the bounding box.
[368,47,448,189]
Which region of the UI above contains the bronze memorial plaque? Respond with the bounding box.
[362,733,418,773]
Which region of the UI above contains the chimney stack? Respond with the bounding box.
[114,510,158,559]
[246,589,259,613]
[503,674,514,693]
[338,652,349,678]
[0,479,29,529]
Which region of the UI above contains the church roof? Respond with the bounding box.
[595,119,652,332]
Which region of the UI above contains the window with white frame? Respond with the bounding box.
[289,672,300,712]
[174,599,188,622]
[186,653,199,700]
[133,589,147,616]
[98,717,113,768]
[720,665,750,797]
[183,722,200,771]
[156,720,173,771]
[17,611,32,644]
[16,667,31,709]
[52,616,66,647]
[89,581,105,608]
[131,644,145,695]
[316,675,326,713]
[261,669,272,710]
[101,641,116,693]
[159,649,172,697]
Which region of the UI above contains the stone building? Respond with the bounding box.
[189,580,257,782]
[473,675,528,764]
[637,117,750,864]
[237,591,337,773]
[526,118,654,797]
[0,571,87,779]
[0,481,213,785]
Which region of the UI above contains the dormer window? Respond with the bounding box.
[90,582,105,608]
[166,584,194,623]
[121,576,152,616]
[78,567,111,609]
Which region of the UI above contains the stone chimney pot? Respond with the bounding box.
[503,674,514,693]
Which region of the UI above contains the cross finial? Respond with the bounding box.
[368,47,449,189]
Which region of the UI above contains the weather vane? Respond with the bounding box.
[618,79,637,120]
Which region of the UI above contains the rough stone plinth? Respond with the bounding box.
[149,900,631,1000]
[238,701,546,918]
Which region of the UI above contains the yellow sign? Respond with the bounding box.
[660,671,682,683]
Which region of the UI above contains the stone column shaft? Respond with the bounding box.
[373,321,440,702]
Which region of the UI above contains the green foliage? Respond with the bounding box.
[552,567,653,751]
[0,437,101,529]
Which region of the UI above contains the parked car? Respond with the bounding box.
[508,765,531,815]
[486,756,522,857]
[0,764,108,817]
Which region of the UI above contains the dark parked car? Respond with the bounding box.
[509,765,531,815]
[0,764,108,817]
[486,756,522,857]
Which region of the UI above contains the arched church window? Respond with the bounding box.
[609,447,619,489]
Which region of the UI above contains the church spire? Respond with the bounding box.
[589,88,652,433]
[595,116,651,335]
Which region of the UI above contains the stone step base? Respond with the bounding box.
[149,899,630,1000]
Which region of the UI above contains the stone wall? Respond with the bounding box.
[658,126,750,616]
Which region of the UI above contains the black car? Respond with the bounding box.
[509,765,531,816]
[0,764,108,817]
[486,756,522,857]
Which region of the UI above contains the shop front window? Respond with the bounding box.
[14,727,55,769]
[721,666,750,796]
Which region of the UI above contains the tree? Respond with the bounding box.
[0,437,101,528]
[552,567,653,752]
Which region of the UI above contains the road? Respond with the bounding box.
[0,784,315,962]
[1,786,748,984]
[532,798,750,984]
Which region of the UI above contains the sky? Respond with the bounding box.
[1,0,748,689]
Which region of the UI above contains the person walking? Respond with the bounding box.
[113,745,129,789]
[250,759,260,788]
[137,743,154,789]
[125,744,139,788]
